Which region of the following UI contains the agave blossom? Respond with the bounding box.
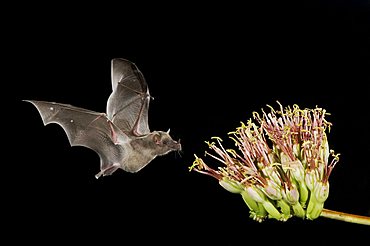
[190,102,369,225]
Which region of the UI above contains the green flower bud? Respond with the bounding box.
[282,160,305,183]
[306,187,325,220]
[283,184,300,205]
[277,199,291,218]
[307,200,324,220]
[219,177,244,194]
[263,201,283,220]
[249,203,268,222]
[297,180,309,206]
[292,203,305,218]
[306,193,317,217]
[246,186,266,203]
[241,190,259,212]
[314,181,330,203]
[261,180,282,200]
[261,165,281,186]
[305,169,319,191]
[246,186,284,221]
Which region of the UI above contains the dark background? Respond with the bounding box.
[6,1,370,244]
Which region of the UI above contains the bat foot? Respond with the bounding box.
[95,163,120,179]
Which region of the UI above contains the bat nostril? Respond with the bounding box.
[177,142,182,151]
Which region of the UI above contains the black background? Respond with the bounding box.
[6,1,370,244]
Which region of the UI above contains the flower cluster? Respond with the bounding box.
[190,102,340,222]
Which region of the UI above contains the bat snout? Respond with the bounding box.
[166,138,181,151]
[173,139,182,151]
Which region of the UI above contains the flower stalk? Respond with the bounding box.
[320,209,370,225]
[190,102,370,225]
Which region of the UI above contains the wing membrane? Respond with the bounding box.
[25,100,128,174]
[106,58,150,136]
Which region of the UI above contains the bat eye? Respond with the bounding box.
[162,139,169,145]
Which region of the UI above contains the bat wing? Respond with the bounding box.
[106,58,151,136]
[25,100,130,177]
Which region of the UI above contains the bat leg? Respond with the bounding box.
[95,163,120,179]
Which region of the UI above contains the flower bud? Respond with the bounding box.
[219,177,244,194]
[246,186,283,220]
[246,186,265,203]
[292,203,305,218]
[249,203,268,222]
[305,169,319,191]
[261,165,281,186]
[261,180,282,200]
[241,190,259,213]
[264,201,283,220]
[298,181,309,206]
[282,160,305,183]
[277,199,291,218]
[283,184,299,205]
[313,181,330,203]
[306,198,324,220]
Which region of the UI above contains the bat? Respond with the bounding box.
[25,58,181,179]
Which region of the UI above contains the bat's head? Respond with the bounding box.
[152,130,182,155]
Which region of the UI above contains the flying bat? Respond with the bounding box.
[25,58,181,178]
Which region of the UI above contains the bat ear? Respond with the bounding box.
[153,134,161,144]
[166,128,170,134]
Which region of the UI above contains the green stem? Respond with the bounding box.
[320,208,370,226]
